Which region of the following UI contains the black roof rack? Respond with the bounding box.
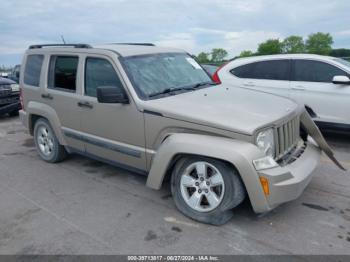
[29,44,92,49]
[111,43,155,46]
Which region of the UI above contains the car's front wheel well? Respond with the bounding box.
[29,114,42,135]
[169,154,247,225]
[165,153,247,192]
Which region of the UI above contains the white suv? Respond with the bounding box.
[215,54,350,132]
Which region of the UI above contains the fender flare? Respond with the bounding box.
[146,133,270,212]
[26,101,66,145]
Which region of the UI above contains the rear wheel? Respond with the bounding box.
[171,156,245,225]
[34,118,67,163]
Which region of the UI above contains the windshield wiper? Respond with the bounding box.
[148,82,215,98]
[148,86,195,98]
[190,81,217,89]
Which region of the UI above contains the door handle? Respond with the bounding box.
[291,86,306,91]
[41,93,53,100]
[243,82,255,87]
[77,101,93,109]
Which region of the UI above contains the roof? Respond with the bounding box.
[27,43,185,57]
[94,44,185,57]
[234,53,335,62]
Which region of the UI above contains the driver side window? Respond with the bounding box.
[293,60,347,83]
[85,57,124,97]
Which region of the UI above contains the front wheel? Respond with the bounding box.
[171,156,245,225]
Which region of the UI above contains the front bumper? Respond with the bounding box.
[0,101,20,115]
[256,140,321,212]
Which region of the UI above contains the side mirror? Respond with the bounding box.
[97,86,129,104]
[332,75,350,85]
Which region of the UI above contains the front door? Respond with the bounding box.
[79,55,146,172]
[290,59,350,125]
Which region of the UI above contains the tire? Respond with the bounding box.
[33,118,67,163]
[9,110,19,117]
[171,156,246,225]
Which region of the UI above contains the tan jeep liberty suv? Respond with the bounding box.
[19,43,343,225]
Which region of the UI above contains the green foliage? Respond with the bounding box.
[195,32,344,62]
[211,48,228,63]
[195,48,228,64]
[239,50,254,57]
[282,36,305,53]
[196,52,210,63]
[257,39,283,55]
[330,48,350,58]
[305,32,333,55]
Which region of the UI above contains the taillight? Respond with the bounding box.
[212,70,221,84]
[212,62,227,84]
[19,87,24,110]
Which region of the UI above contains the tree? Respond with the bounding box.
[211,48,228,63]
[282,36,305,53]
[239,50,254,57]
[257,39,283,55]
[330,48,350,58]
[305,32,333,55]
[196,52,210,63]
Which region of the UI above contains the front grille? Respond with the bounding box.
[275,115,300,159]
[0,96,19,106]
[0,88,12,97]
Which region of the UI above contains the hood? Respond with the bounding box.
[0,77,16,86]
[142,84,299,135]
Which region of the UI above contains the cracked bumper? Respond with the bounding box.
[257,140,321,211]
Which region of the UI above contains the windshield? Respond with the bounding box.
[122,53,213,99]
[333,58,350,68]
[202,64,219,76]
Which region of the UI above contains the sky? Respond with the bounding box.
[1,0,350,66]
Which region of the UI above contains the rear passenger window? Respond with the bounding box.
[293,60,347,83]
[85,57,124,97]
[24,55,44,86]
[48,56,78,92]
[231,60,290,81]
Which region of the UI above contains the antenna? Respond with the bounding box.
[60,35,66,44]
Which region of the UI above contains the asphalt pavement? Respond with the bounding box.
[0,116,349,255]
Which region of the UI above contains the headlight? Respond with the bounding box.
[10,84,19,92]
[256,129,275,158]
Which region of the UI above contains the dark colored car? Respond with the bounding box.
[0,77,20,116]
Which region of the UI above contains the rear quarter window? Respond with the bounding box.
[24,55,44,87]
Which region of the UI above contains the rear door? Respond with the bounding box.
[79,54,146,172]
[290,59,350,125]
[230,59,291,98]
[45,54,84,151]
